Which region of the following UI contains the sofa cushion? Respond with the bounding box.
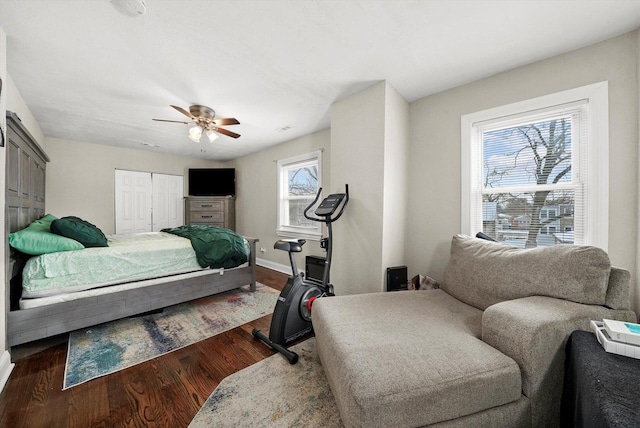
[441,235,611,310]
[313,290,522,428]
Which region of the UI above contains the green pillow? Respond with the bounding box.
[28,213,58,231]
[9,215,84,255]
[51,216,108,248]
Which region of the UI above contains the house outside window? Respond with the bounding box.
[276,150,322,239]
[461,82,609,250]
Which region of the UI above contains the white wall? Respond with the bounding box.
[405,31,640,314]
[0,25,12,392]
[3,29,639,359]
[229,129,331,273]
[5,75,45,150]
[46,138,220,234]
[329,81,409,294]
[2,58,46,391]
[330,82,387,294]
[637,28,640,320]
[382,82,409,280]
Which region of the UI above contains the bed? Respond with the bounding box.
[4,113,260,347]
[7,221,258,347]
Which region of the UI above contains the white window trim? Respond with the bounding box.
[276,150,323,240]
[461,82,609,250]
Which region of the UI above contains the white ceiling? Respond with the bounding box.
[1,0,640,161]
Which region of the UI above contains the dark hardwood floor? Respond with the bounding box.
[0,266,289,428]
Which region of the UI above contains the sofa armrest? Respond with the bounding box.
[482,296,635,427]
[605,267,631,310]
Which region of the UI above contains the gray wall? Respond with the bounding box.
[229,129,331,273]
[45,138,221,234]
[4,29,640,339]
[0,25,7,372]
[330,82,387,294]
[405,31,639,312]
[231,30,639,311]
[329,81,409,295]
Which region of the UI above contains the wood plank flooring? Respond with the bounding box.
[0,266,289,428]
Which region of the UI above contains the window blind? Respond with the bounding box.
[470,102,589,248]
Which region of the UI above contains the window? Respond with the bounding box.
[461,82,609,250]
[277,150,322,239]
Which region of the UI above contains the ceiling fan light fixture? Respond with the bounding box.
[206,129,219,143]
[153,104,241,142]
[188,126,202,143]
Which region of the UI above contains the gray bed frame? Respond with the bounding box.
[7,238,258,347]
[5,111,259,347]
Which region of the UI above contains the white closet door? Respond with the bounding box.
[152,173,169,231]
[166,174,184,228]
[115,170,153,234]
[152,173,184,231]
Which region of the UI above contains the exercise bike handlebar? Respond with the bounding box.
[331,184,349,222]
[303,184,349,223]
[303,187,324,221]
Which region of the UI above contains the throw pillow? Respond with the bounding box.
[51,216,108,248]
[9,215,85,255]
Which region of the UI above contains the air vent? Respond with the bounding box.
[111,0,147,17]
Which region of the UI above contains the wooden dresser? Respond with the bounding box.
[184,196,235,230]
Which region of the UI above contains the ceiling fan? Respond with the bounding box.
[153,104,240,142]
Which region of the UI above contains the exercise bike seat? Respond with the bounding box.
[274,239,306,253]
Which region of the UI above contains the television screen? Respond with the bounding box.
[188,168,235,196]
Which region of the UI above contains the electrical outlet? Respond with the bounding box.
[260,247,266,253]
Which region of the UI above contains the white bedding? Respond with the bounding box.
[21,232,205,298]
[18,264,249,309]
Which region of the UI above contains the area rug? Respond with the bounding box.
[63,283,278,389]
[189,338,343,427]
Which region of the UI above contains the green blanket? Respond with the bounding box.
[161,225,249,269]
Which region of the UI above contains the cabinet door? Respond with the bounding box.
[152,173,169,231]
[166,174,184,228]
[115,170,153,234]
[20,150,30,200]
[6,139,20,199]
[152,173,184,231]
[32,159,45,203]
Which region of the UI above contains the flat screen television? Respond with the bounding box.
[188,168,236,197]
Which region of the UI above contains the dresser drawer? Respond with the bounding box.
[195,221,225,228]
[189,200,224,212]
[185,196,234,231]
[190,212,224,223]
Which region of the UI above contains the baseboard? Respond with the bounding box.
[0,350,15,393]
[256,258,291,275]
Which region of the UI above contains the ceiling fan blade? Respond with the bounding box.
[213,118,240,126]
[213,127,241,139]
[170,105,195,119]
[152,119,191,124]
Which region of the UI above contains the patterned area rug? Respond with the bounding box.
[63,283,278,389]
[189,338,343,428]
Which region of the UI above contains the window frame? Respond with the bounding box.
[276,150,323,240]
[461,82,609,250]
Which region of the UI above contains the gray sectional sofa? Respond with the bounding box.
[312,235,637,427]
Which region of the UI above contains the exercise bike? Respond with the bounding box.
[252,184,349,364]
